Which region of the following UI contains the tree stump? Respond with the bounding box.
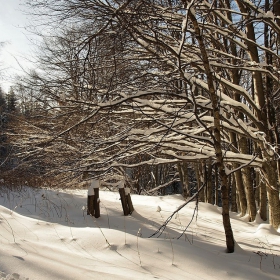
[87,189,95,216]
[94,187,100,218]
[87,179,100,218]
[119,187,129,216]
[118,181,134,215]
[125,187,134,214]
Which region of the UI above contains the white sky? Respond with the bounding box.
[0,0,35,92]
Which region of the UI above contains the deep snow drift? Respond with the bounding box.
[0,187,279,279]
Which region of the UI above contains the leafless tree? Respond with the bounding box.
[12,0,280,252]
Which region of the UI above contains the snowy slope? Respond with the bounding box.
[0,187,279,280]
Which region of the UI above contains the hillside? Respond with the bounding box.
[0,187,279,280]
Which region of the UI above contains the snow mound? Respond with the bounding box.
[255,224,280,236]
[255,213,264,224]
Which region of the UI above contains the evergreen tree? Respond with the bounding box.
[0,86,7,159]
[0,86,6,113]
[6,87,17,113]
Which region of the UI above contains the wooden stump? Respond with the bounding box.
[119,183,134,216]
[87,195,95,216]
[94,188,100,218]
[125,188,134,214]
[87,180,100,218]
[119,187,129,216]
[87,179,134,218]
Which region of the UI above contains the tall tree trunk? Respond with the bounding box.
[178,161,190,198]
[256,171,267,221]
[231,174,238,212]
[205,161,213,204]
[215,163,219,206]
[229,133,247,216]
[267,187,280,229]
[224,0,248,219]
[237,0,279,228]
[195,162,204,202]
[220,169,235,253]
[239,137,257,222]
[255,146,267,221]
[263,162,280,229]
[189,10,234,252]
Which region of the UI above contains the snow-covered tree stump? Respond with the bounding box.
[94,187,100,218]
[118,181,134,216]
[87,179,100,218]
[87,183,94,216]
[125,187,134,214]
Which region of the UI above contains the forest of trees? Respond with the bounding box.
[1,0,280,253]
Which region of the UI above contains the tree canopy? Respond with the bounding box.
[7,0,280,252]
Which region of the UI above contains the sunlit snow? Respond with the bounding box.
[0,187,279,280]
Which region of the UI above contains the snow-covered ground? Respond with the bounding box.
[0,187,279,280]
